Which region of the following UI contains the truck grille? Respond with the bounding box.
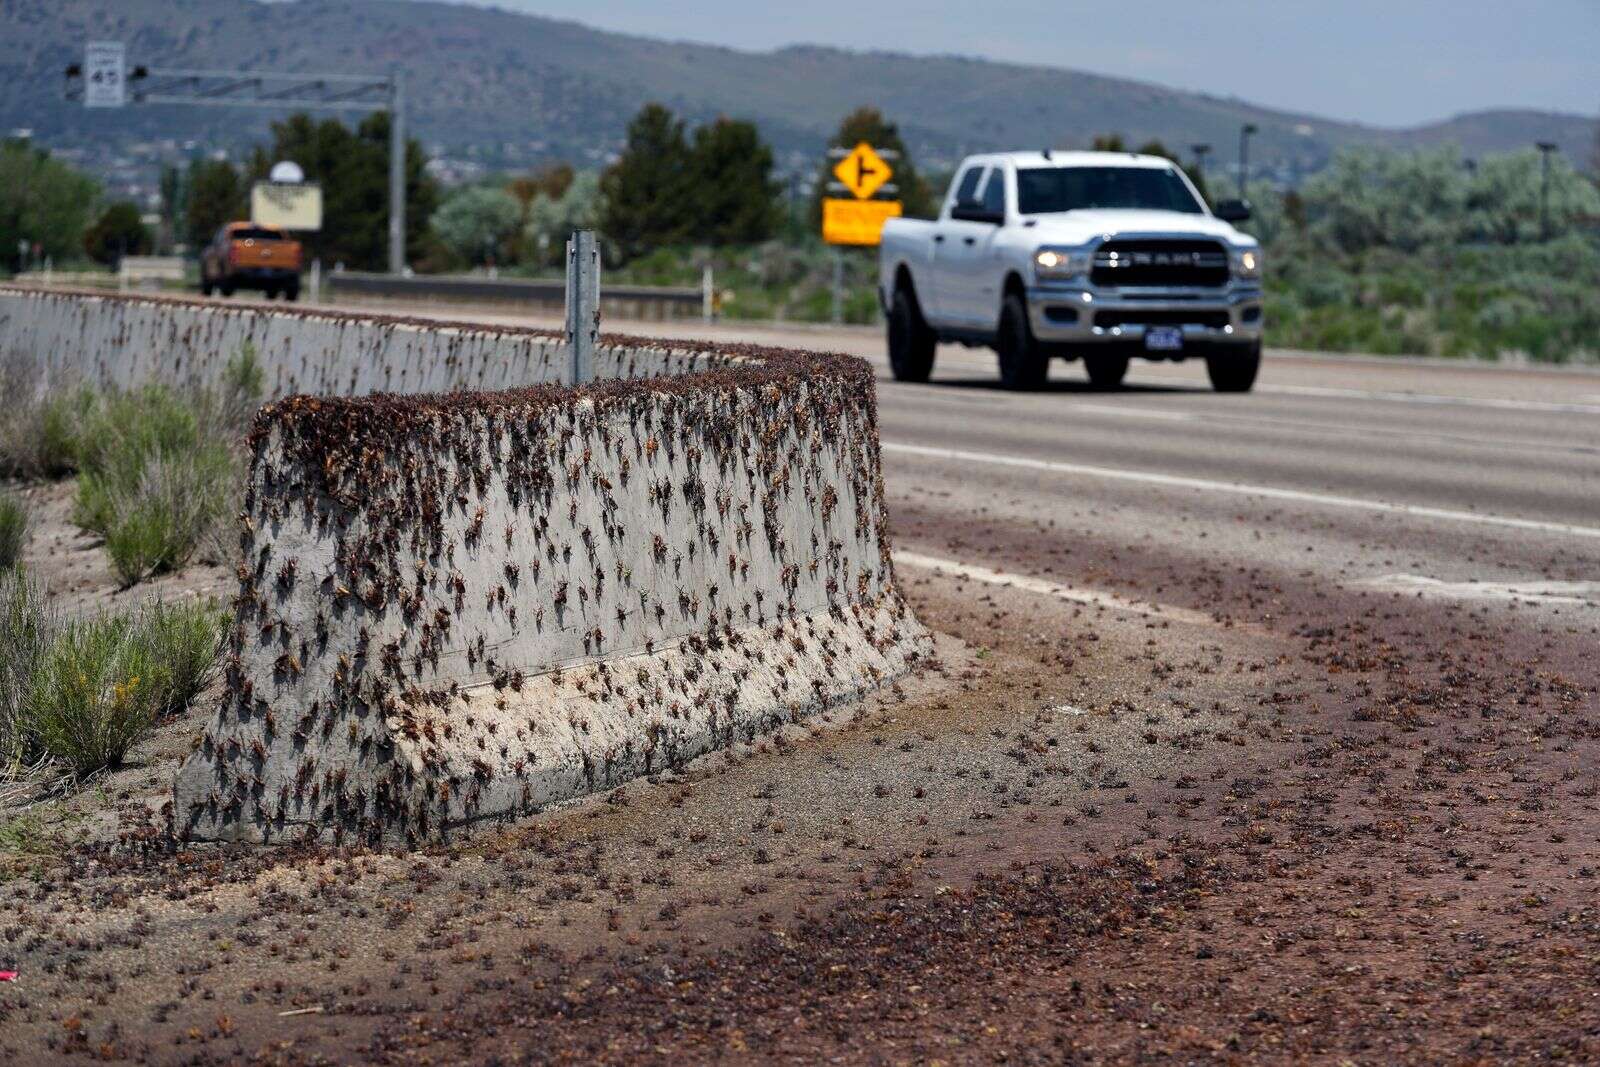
[1094,309,1230,329]
[1091,240,1229,288]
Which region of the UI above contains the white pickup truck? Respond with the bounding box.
[879,150,1263,391]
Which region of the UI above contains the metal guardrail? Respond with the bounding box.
[325,271,703,316]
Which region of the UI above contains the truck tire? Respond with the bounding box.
[284,281,300,303]
[888,287,935,382]
[1206,342,1261,393]
[1084,354,1129,390]
[997,293,1048,391]
[219,281,235,297]
[200,280,213,297]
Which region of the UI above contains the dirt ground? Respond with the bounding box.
[1,475,1598,1064]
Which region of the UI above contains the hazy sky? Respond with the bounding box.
[433,0,1596,127]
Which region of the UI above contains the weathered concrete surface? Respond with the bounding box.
[0,285,724,396]
[0,287,929,845]
[174,367,924,844]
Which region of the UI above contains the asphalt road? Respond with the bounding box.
[340,301,1600,629]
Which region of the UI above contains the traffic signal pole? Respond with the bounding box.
[64,59,409,274]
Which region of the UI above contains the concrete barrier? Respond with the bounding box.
[0,285,719,395]
[0,286,928,845]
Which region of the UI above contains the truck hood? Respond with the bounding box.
[1024,209,1253,246]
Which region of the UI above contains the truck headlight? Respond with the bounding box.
[1233,248,1262,279]
[1034,247,1091,281]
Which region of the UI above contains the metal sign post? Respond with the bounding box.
[565,230,600,385]
[388,70,406,276]
[831,251,844,325]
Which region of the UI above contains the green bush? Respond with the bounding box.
[0,492,27,569]
[73,382,201,479]
[0,357,93,479]
[99,448,236,586]
[141,599,226,720]
[1260,231,1600,363]
[0,568,57,775]
[25,613,163,778]
[63,348,261,584]
[22,598,222,779]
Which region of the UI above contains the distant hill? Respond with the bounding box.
[2,0,1593,180]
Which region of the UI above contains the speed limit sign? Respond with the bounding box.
[84,42,126,108]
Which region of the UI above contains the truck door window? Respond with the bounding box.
[979,168,1006,217]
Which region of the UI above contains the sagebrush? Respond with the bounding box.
[0,568,57,776]
[58,347,261,583]
[21,597,223,779]
[0,491,27,569]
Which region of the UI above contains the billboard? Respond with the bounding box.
[250,182,324,231]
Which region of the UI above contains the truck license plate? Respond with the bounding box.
[1145,326,1184,351]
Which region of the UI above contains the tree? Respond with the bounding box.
[524,171,600,267]
[599,104,694,261]
[816,108,935,222]
[0,140,99,270]
[1463,148,1600,244]
[185,159,246,249]
[431,186,522,266]
[83,202,152,266]
[509,163,574,212]
[1291,145,1600,253]
[689,118,779,246]
[1301,146,1468,253]
[506,163,576,263]
[157,165,185,253]
[245,111,439,270]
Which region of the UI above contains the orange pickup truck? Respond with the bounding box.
[200,222,303,300]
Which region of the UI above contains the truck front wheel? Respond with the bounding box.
[888,287,936,382]
[1206,342,1261,393]
[997,293,1048,391]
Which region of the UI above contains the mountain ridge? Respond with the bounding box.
[2,0,1591,178]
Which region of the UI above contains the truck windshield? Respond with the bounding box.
[1015,167,1203,215]
[232,228,288,241]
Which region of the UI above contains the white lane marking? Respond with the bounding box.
[882,441,1600,541]
[1064,402,1199,423]
[892,550,1218,626]
[1356,574,1600,605]
[1052,402,1595,454]
[1136,378,1600,416]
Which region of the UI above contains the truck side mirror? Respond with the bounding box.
[1213,199,1252,223]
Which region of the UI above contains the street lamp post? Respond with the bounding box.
[1535,141,1558,241]
[388,69,406,275]
[1191,142,1212,183]
[1238,124,1258,200]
